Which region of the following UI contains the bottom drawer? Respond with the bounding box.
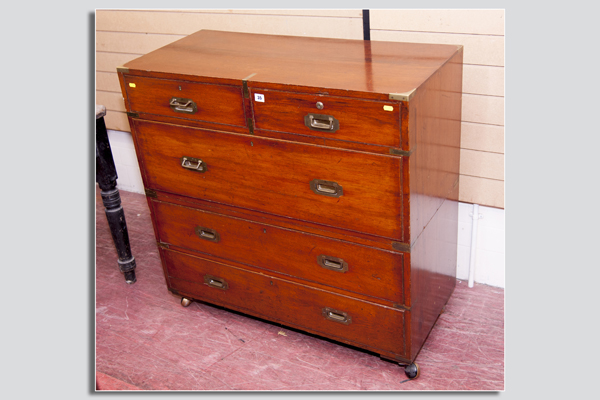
[162,248,407,358]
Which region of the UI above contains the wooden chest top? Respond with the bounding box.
[121,30,462,100]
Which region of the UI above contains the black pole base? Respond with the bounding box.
[124,270,137,284]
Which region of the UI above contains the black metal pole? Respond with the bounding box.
[95,110,137,284]
[362,9,371,41]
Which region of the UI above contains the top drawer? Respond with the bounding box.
[250,89,401,147]
[123,75,247,127]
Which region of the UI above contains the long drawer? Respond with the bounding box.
[134,119,404,240]
[151,200,405,303]
[162,248,407,357]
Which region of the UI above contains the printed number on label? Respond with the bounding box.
[254,93,265,102]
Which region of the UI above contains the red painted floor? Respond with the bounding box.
[95,187,504,391]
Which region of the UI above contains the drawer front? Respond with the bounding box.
[124,75,246,127]
[135,119,403,240]
[251,89,401,147]
[152,200,404,303]
[163,249,407,357]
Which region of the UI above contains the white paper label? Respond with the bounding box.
[254,93,265,102]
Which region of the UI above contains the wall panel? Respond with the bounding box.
[187,10,363,17]
[459,175,504,209]
[103,111,131,133]
[96,91,126,113]
[370,30,504,67]
[463,65,504,97]
[96,52,141,73]
[370,9,504,35]
[96,71,121,92]
[460,149,505,181]
[96,10,363,39]
[462,94,505,126]
[461,122,504,154]
[96,31,183,54]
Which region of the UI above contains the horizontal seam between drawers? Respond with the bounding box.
[130,112,247,129]
[122,73,244,88]
[137,118,410,159]
[253,127,407,151]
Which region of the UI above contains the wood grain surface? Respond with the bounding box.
[132,119,404,240]
[251,88,402,147]
[122,30,460,99]
[124,75,246,127]
[151,200,405,303]
[162,248,408,359]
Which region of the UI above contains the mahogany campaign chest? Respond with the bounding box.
[116,30,462,379]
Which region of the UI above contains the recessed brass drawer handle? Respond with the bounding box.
[317,255,348,273]
[170,97,198,114]
[181,156,206,172]
[322,307,352,325]
[304,113,339,132]
[310,179,343,198]
[204,275,228,290]
[195,226,220,242]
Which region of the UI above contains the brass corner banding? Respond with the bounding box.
[389,147,415,157]
[392,242,411,253]
[389,88,417,102]
[242,73,257,99]
[116,66,129,73]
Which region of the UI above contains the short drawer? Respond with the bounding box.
[123,75,246,127]
[151,200,405,303]
[250,89,401,147]
[134,119,404,240]
[163,248,407,357]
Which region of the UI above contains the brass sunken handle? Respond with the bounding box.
[317,255,348,273]
[204,275,228,290]
[195,226,220,242]
[181,156,206,172]
[170,97,198,114]
[310,179,343,198]
[304,113,339,132]
[322,307,352,325]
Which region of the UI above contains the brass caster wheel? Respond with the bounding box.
[404,362,420,380]
[181,297,192,307]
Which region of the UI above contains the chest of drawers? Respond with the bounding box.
[117,30,462,379]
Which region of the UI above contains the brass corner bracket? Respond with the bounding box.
[389,88,417,102]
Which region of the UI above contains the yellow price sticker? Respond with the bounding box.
[129,83,136,88]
